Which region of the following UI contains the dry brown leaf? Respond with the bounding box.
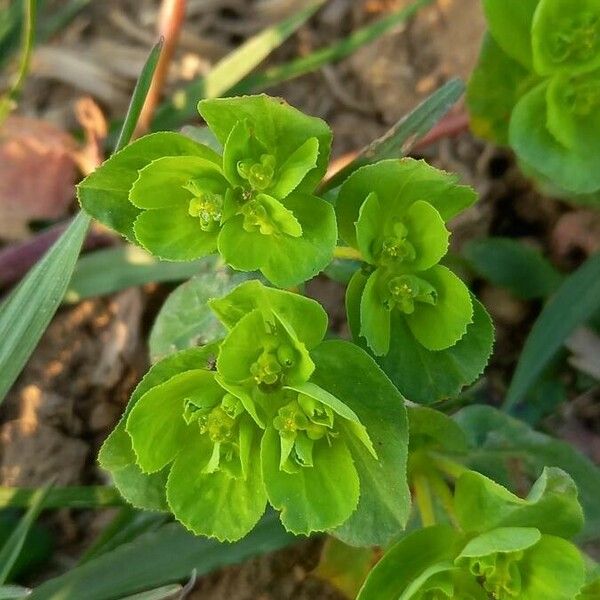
[0,116,78,240]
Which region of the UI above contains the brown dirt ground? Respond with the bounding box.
[2,0,599,597]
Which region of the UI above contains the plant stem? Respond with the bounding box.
[413,472,436,527]
[333,246,363,261]
[431,453,468,480]
[429,471,459,527]
[0,0,36,124]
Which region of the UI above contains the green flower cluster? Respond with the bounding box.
[103,281,409,542]
[78,95,337,287]
[468,0,600,198]
[359,468,592,600]
[336,159,477,356]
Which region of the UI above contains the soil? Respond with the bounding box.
[1,0,599,597]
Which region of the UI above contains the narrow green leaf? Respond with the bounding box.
[120,584,182,600]
[505,252,600,410]
[115,39,163,152]
[320,78,465,192]
[29,514,295,600]
[0,484,51,584]
[230,0,433,95]
[463,237,562,300]
[0,485,124,509]
[65,246,213,303]
[0,585,31,600]
[0,211,90,404]
[151,1,325,130]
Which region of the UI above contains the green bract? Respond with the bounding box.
[358,468,588,600]
[337,159,493,403]
[469,0,600,198]
[78,95,337,287]
[100,280,410,543]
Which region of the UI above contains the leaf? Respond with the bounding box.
[0,484,50,584]
[517,535,585,600]
[0,211,90,405]
[320,78,465,193]
[457,527,541,559]
[531,0,600,76]
[482,0,539,68]
[199,94,332,193]
[149,269,248,362]
[311,340,410,546]
[0,585,31,600]
[66,246,213,304]
[99,345,219,511]
[357,525,463,600]
[463,236,562,299]
[209,279,328,349]
[151,1,326,130]
[78,132,219,242]
[217,193,337,288]
[467,33,537,145]
[166,424,267,541]
[261,426,359,535]
[454,405,600,542]
[408,405,469,454]
[0,486,123,509]
[509,82,600,195]
[119,584,182,600]
[336,158,475,249]
[348,271,493,404]
[454,467,584,538]
[29,513,295,600]
[505,252,600,409]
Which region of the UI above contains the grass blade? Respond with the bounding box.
[0,484,51,584]
[231,0,432,95]
[120,585,183,600]
[30,513,295,600]
[0,584,31,600]
[151,0,325,130]
[504,252,600,411]
[320,78,465,192]
[65,246,212,303]
[0,40,162,405]
[0,212,90,404]
[116,39,163,151]
[0,485,124,509]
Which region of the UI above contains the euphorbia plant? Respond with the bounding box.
[468,0,600,201]
[77,92,597,594]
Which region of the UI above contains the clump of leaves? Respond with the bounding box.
[78,95,336,287]
[358,468,591,599]
[338,159,493,404]
[100,281,410,543]
[468,0,600,200]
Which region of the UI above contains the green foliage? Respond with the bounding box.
[101,281,409,543]
[358,469,588,599]
[469,0,600,199]
[79,95,337,287]
[338,159,492,403]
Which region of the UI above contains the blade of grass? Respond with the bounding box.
[0,0,37,123]
[0,484,51,584]
[0,485,124,509]
[319,78,465,192]
[0,40,162,405]
[65,246,212,303]
[121,585,183,600]
[231,0,433,95]
[30,513,296,600]
[150,0,325,130]
[504,252,600,411]
[0,584,31,600]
